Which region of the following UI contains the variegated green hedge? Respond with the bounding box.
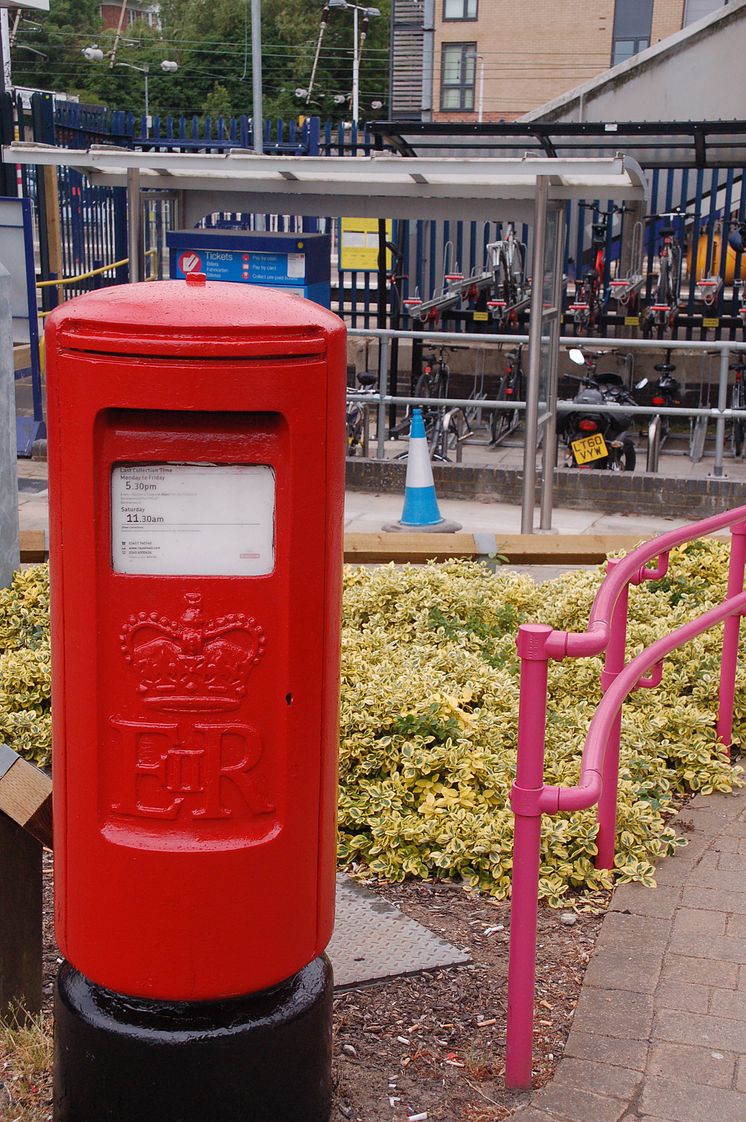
[1,546,743,903]
[0,565,50,768]
[339,542,743,904]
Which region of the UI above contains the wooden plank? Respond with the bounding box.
[42,164,63,291]
[13,344,31,372]
[343,532,651,566]
[0,748,53,850]
[0,813,42,1019]
[17,525,720,568]
[20,530,47,563]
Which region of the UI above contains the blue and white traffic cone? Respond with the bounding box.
[383,408,462,533]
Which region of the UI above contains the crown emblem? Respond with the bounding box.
[120,594,265,712]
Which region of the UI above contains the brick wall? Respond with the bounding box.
[432,0,686,121]
[346,459,746,520]
[651,0,687,43]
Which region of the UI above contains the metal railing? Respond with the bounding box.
[35,250,159,314]
[504,503,746,1088]
[348,328,746,484]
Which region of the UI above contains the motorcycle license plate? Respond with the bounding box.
[571,433,608,464]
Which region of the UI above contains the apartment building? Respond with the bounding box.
[389,0,729,120]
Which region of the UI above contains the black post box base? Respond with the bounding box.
[54,955,333,1122]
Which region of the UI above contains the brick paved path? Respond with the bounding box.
[514,784,746,1122]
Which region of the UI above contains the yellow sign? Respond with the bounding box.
[571,433,608,464]
[473,311,489,322]
[624,316,640,326]
[339,218,392,271]
[703,317,720,329]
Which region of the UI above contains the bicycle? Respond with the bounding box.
[490,345,524,445]
[649,353,683,443]
[487,224,528,329]
[643,210,686,340]
[567,206,623,336]
[346,370,377,456]
[431,404,473,463]
[636,352,684,471]
[396,345,473,463]
[408,345,448,437]
[729,222,746,332]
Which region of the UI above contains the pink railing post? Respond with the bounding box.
[506,623,553,1090]
[717,522,746,746]
[596,559,629,870]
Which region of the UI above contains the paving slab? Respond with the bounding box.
[519,784,746,1121]
[328,875,468,988]
[640,1075,746,1122]
[647,1040,737,1088]
[551,1056,642,1099]
[563,1029,650,1071]
[661,953,740,989]
[655,979,711,1014]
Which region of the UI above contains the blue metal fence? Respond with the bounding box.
[18,94,746,338]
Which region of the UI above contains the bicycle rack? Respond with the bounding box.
[646,413,662,472]
[445,268,495,303]
[608,276,645,306]
[609,220,646,307]
[690,414,709,462]
[402,288,462,323]
[732,281,746,326]
[487,291,532,323]
[696,277,723,307]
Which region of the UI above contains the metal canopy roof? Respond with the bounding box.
[370,120,746,170]
[3,145,647,224]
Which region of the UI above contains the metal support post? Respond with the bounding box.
[717,522,746,747]
[506,624,552,1087]
[376,334,389,459]
[713,347,729,478]
[521,177,548,534]
[251,0,263,154]
[351,4,360,124]
[539,205,565,533]
[127,167,142,284]
[596,560,629,869]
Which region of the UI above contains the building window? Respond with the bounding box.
[440,42,476,111]
[611,0,653,65]
[684,0,725,26]
[443,0,478,20]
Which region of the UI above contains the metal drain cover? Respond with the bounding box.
[329,875,469,989]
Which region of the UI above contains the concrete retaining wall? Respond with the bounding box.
[346,459,746,519]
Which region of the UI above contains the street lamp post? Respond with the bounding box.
[82,50,178,121]
[327,0,380,124]
[120,61,150,119]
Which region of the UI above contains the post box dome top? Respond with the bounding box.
[45,280,345,359]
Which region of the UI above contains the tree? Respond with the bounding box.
[10,0,390,122]
[10,0,103,99]
[204,81,233,120]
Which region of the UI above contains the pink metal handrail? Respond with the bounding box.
[505,504,746,1089]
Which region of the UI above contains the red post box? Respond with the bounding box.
[46,278,345,1122]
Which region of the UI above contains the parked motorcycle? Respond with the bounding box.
[560,348,637,471]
